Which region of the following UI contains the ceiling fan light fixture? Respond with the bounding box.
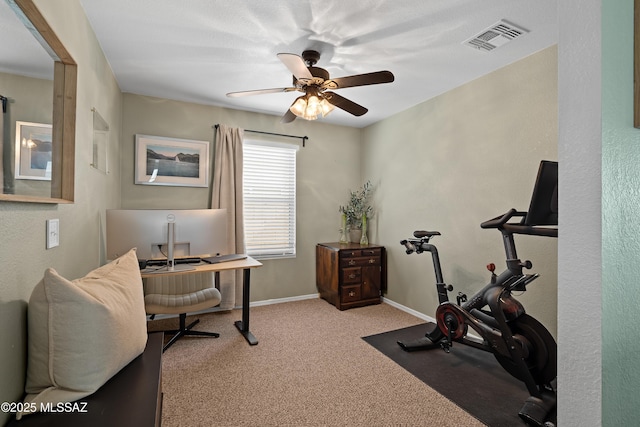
[319,97,335,117]
[289,91,335,120]
[303,113,319,121]
[289,96,317,120]
[289,95,318,120]
[290,96,308,116]
[306,94,320,113]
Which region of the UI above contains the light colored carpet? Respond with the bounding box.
[148,298,485,427]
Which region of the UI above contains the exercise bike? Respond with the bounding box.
[398,161,558,426]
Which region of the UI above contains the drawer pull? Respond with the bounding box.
[349,260,356,266]
[349,274,356,279]
[349,291,356,297]
[369,258,375,264]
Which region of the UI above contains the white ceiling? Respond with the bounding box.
[2,0,557,128]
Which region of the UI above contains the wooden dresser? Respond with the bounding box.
[316,242,386,310]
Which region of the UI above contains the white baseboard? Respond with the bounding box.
[381,297,436,323]
[249,293,319,307]
[150,295,432,322]
[382,297,484,341]
[147,293,320,321]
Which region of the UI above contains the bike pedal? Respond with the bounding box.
[440,342,451,353]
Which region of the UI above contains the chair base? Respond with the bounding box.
[161,313,219,352]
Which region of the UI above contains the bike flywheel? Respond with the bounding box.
[494,314,557,385]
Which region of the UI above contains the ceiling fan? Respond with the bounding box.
[226,50,394,123]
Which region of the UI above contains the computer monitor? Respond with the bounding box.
[524,160,558,226]
[106,209,228,269]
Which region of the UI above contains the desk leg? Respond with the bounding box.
[234,268,258,345]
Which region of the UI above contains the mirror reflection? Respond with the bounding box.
[0,0,76,203]
[0,0,54,199]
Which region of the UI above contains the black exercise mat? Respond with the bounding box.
[363,323,531,426]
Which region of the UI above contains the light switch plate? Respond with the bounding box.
[46,219,59,249]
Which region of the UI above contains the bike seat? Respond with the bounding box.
[413,230,441,239]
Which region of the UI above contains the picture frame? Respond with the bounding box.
[135,134,209,187]
[14,121,53,181]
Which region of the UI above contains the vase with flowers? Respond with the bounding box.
[339,181,373,244]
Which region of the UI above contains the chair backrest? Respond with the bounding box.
[523,160,558,226]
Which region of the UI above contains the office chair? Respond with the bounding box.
[143,271,221,352]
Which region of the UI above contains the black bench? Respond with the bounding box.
[8,332,163,427]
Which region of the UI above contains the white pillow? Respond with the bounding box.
[19,248,147,419]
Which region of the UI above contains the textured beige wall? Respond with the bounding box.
[362,46,558,336]
[120,93,362,301]
[0,1,122,424]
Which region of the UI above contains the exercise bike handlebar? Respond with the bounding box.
[481,208,558,238]
[400,239,419,254]
[480,208,525,229]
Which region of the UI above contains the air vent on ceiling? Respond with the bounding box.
[463,20,528,52]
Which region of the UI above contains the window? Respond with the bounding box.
[243,140,299,259]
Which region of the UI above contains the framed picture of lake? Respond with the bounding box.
[14,121,53,180]
[134,134,209,187]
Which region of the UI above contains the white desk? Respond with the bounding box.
[140,257,263,345]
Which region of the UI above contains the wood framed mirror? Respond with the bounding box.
[0,0,76,203]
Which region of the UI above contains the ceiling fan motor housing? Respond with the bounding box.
[302,49,321,66]
[309,66,329,80]
[301,50,329,83]
[292,66,330,88]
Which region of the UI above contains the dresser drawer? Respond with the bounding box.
[342,267,361,284]
[340,249,362,258]
[341,285,361,303]
[340,248,382,259]
[340,256,381,268]
[361,248,382,257]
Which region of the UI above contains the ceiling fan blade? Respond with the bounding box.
[226,87,295,98]
[324,92,368,116]
[277,53,313,80]
[281,109,297,123]
[326,71,394,90]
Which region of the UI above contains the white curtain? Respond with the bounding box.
[211,124,245,310]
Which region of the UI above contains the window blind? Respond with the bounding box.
[243,140,298,258]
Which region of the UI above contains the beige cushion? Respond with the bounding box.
[19,249,147,419]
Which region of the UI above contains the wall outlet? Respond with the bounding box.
[46,219,59,249]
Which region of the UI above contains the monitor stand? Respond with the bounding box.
[142,221,196,274]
